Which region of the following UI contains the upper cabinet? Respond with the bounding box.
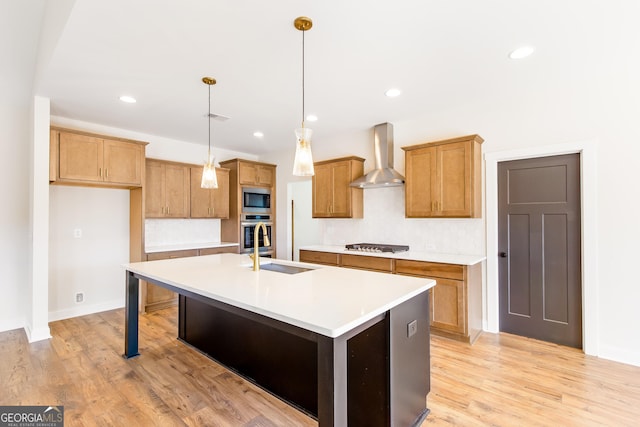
[312,156,364,218]
[403,135,483,218]
[190,166,230,219]
[145,159,190,218]
[238,161,274,187]
[50,128,146,188]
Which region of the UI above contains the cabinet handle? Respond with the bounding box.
[105,168,109,178]
[166,206,170,215]
[99,167,102,177]
[161,206,165,214]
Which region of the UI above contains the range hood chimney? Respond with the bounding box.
[350,122,405,188]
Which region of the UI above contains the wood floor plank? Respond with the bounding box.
[2,308,640,426]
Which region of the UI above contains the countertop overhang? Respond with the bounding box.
[123,253,435,338]
[300,245,486,266]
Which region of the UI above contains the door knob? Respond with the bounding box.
[499,252,508,258]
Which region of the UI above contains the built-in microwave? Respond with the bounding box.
[242,187,271,214]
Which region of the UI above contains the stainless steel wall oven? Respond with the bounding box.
[240,214,273,257]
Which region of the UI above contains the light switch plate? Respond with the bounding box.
[407,319,418,337]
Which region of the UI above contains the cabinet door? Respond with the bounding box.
[238,162,258,185]
[257,166,274,186]
[189,166,212,218]
[164,164,190,218]
[405,146,436,217]
[103,139,143,185]
[312,163,332,217]
[430,277,466,334]
[211,168,230,218]
[58,132,103,182]
[190,167,230,218]
[437,140,471,216]
[331,161,352,217]
[145,161,166,218]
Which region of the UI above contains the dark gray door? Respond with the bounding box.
[498,154,582,348]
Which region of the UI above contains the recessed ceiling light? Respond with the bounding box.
[385,88,402,97]
[253,131,264,138]
[306,114,318,122]
[119,95,137,103]
[509,46,535,59]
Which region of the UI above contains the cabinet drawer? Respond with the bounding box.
[147,249,199,261]
[396,260,464,280]
[199,246,238,255]
[299,250,339,266]
[341,254,393,273]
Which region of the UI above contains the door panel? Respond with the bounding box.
[507,214,531,317]
[543,214,569,323]
[499,154,581,348]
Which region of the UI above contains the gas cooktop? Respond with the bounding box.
[345,243,410,253]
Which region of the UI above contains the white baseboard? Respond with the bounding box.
[0,316,25,334]
[24,323,52,342]
[598,344,640,368]
[48,298,125,322]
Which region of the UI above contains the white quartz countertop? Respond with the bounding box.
[299,245,486,266]
[124,253,435,338]
[145,241,238,254]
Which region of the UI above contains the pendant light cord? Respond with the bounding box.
[302,29,305,129]
[208,83,212,157]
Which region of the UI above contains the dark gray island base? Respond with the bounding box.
[178,292,430,427]
[123,256,432,427]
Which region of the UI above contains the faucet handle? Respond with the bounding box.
[249,253,255,260]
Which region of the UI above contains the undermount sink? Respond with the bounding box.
[257,263,314,274]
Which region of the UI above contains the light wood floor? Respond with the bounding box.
[1,307,639,426]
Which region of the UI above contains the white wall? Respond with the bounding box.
[0,0,47,333]
[49,186,129,320]
[0,103,30,332]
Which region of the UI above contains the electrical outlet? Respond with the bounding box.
[75,292,84,303]
[73,228,82,238]
[407,319,418,337]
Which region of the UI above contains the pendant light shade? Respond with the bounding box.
[201,77,218,189]
[292,16,315,177]
[293,127,314,176]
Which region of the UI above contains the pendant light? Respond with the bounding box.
[201,77,218,189]
[292,16,315,177]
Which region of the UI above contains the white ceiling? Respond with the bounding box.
[17,0,637,154]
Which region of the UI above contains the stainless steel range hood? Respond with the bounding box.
[350,122,405,188]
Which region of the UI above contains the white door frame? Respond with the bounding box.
[484,140,599,356]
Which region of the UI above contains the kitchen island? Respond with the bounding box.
[123,253,435,427]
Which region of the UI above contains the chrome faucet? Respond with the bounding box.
[249,222,270,271]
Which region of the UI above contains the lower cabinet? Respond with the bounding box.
[300,249,483,343]
[395,260,482,343]
[143,246,238,312]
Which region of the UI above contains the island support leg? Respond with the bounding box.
[317,335,348,427]
[123,271,140,359]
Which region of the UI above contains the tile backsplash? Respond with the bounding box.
[320,186,485,255]
[145,219,221,247]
